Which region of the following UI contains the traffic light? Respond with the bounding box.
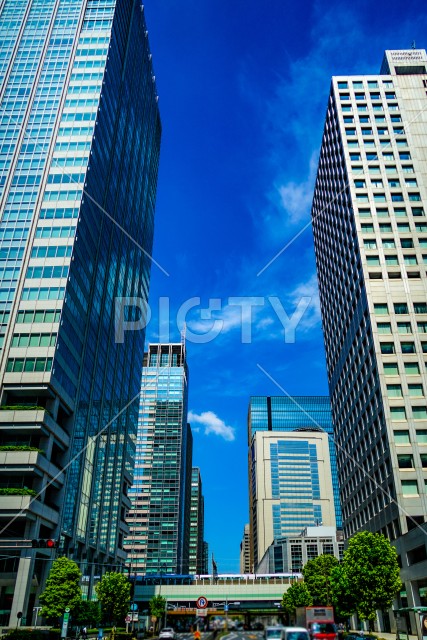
[31,539,57,548]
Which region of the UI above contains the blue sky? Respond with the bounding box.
[142,0,427,572]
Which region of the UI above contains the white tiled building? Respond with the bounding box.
[312,49,427,633]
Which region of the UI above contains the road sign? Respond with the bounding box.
[196,596,208,609]
[193,632,201,640]
[125,616,131,623]
[197,609,207,617]
[65,608,70,613]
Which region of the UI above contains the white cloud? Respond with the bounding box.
[286,272,321,332]
[276,151,319,226]
[188,410,236,442]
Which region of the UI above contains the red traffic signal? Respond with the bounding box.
[31,539,57,548]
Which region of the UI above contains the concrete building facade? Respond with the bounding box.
[311,48,427,631]
[249,430,336,570]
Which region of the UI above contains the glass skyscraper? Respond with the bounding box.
[0,0,160,625]
[125,344,193,576]
[312,49,427,627]
[248,396,342,569]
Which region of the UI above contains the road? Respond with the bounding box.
[175,632,264,640]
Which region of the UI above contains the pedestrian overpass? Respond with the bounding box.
[134,574,298,627]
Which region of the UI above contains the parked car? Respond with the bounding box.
[159,628,176,640]
[281,627,310,640]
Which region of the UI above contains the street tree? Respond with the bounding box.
[281,582,313,623]
[149,595,166,632]
[339,531,401,630]
[95,572,131,626]
[39,557,82,624]
[302,554,339,605]
[73,601,101,628]
[330,563,356,622]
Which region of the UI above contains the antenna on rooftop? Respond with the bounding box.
[411,40,416,49]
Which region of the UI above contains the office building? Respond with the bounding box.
[248,396,341,570]
[257,526,344,574]
[249,430,336,569]
[189,467,205,575]
[311,49,427,628]
[125,343,192,576]
[240,523,251,574]
[0,0,161,625]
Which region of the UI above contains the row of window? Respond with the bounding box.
[341,103,399,113]
[369,270,425,280]
[384,362,425,376]
[387,383,424,398]
[39,207,79,219]
[26,265,68,279]
[377,321,427,334]
[380,342,427,355]
[389,406,427,421]
[374,302,427,315]
[357,193,421,203]
[369,255,426,266]
[11,332,56,347]
[360,206,422,218]
[364,237,426,250]
[338,80,393,90]
[16,309,61,324]
[344,114,401,124]
[35,225,76,238]
[5,357,52,373]
[362,222,426,232]
[21,286,65,301]
[31,245,72,259]
[355,179,417,188]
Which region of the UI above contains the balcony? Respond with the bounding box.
[0,450,64,485]
[0,408,70,449]
[0,494,59,525]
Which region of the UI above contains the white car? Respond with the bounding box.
[159,628,176,640]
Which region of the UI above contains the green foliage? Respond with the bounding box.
[0,445,44,453]
[39,557,82,623]
[5,631,46,640]
[0,405,46,411]
[281,582,313,618]
[330,564,356,621]
[149,595,166,631]
[338,532,402,629]
[0,487,37,496]
[72,600,101,627]
[95,572,131,625]
[302,554,339,605]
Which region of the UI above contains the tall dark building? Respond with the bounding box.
[189,467,205,574]
[0,0,161,624]
[125,344,193,575]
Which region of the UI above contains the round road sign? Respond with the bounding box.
[196,596,208,609]
[125,616,131,623]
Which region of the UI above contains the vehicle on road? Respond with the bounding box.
[159,628,176,640]
[251,622,264,631]
[265,625,284,639]
[307,622,337,640]
[281,627,310,640]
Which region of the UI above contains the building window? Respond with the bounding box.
[394,303,409,314]
[384,362,398,375]
[374,303,389,315]
[390,406,406,420]
[401,480,419,496]
[401,238,414,248]
[397,322,412,334]
[377,322,391,334]
[421,454,427,468]
[387,384,403,397]
[418,323,427,334]
[414,303,427,314]
[397,454,414,468]
[404,255,418,266]
[408,384,424,397]
[405,362,420,375]
[383,239,396,248]
[416,430,427,443]
[385,255,398,266]
[381,343,395,354]
[413,407,427,420]
[394,430,410,444]
[364,239,377,249]
[401,342,416,354]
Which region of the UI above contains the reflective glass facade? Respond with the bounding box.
[0,0,160,625]
[125,344,193,576]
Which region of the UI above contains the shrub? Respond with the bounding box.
[0,487,37,496]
